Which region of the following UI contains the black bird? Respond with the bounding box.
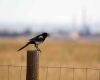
[17,32,49,51]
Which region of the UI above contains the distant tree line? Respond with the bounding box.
[0,29,32,37]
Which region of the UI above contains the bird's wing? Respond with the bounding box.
[29,35,44,42]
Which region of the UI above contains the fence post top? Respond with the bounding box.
[27,50,41,54]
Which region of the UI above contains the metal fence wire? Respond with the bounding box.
[0,65,100,80]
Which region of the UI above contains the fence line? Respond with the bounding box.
[0,65,100,80]
[0,65,100,70]
[19,66,22,80]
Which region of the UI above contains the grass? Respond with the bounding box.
[0,38,100,80]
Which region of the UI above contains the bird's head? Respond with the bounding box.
[42,32,50,37]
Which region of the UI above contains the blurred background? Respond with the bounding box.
[0,0,100,80]
[0,0,100,66]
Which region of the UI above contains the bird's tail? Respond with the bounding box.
[17,42,30,51]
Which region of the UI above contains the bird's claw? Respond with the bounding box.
[36,48,41,53]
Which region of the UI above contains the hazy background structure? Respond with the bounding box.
[0,0,100,80]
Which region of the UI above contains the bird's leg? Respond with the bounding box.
[35,44,38,49]
[36,45,41,52]
[35,44,41,52]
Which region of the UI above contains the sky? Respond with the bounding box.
[0,0,100,31]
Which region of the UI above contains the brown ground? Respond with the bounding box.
[0,38,100,80]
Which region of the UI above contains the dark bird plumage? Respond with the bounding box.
[17,32,49,51]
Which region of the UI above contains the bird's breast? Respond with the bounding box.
[35,41,42,44]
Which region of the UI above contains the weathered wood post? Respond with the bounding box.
[26,50,40,80]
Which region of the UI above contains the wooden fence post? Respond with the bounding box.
[26,50,40,80]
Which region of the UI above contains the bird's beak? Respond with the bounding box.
[48,34,50,37]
